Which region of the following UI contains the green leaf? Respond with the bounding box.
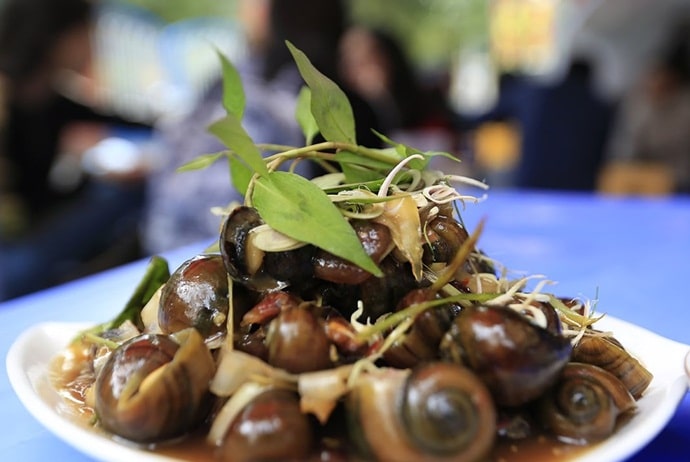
[110,256,170,330]
[341,163,385,184]
[208,114,269,177]
[286,41,356,144]
[229,155,253,196]
[370,130,432,171]
[252,171,382,277]
[176,151,226,172]
[296,86,319,145]
[335,150,399,171]
[218,50,245,119]
[79,256,170,340]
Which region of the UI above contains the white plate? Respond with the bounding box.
[6,318,690,462]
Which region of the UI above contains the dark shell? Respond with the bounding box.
[219,206,283,291]
[383,288,459,369]
[94,329,215,443]
[357,257,421,320]
[262,244,316,289]
[538,362,636,444]
[266,303,333,373]
[421,209,470,265]
[216,388,315,461]
[440,304,573,407]
[159,254,229,344]
[313,220,391,285]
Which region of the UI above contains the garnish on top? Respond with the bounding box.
[178,41,486,280]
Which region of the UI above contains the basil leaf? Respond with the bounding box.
[218,51,245,119]
[372,130,431,170]
[252,171,382,276]
[335,150,402,185]
[296,86,319,145]
[229,155,253,196]
[341,163,385,184]
[335,150,398,171]
[176,151,226,172]
[80,256,170,339]
[286,41,356,144]
[111,256,170,330]
[209,114,269,177]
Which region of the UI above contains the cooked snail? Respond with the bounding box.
[313,219,392,285]
[215,388,315,462]
[94,328,215,443]
[158,254,230,345]
[538,362,636,444]
[266,302,334,373]
[383,288,459,369]
[347,362,496,462]
[220,206,287,291]
[571,333,653,399]
[439,304,573,407]
[420,203,470,265]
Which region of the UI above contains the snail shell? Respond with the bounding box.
[220,206,286,291]
[421,205,470,265]
[571,333,653,399]
[158,254,229,345]
[439,304,573,407]
[266,302,333,373]
[94,328,215,443]
[538,362,636,444]
[347,362,496,462]
[383,288,459,369]
[313,219,392,285]
[216,388,315,462]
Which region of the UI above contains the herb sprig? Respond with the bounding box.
[178,42,459,278]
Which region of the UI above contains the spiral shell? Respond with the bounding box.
[94,328,215,443]
[538,362,636,444]
[347,363,496,462]
[571,333,653,399]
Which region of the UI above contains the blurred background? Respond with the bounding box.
[1,0,689,300]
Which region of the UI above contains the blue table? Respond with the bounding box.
[2,190,689,461]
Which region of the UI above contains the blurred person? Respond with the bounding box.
[0,0,149,300]
[337,25,461,153]
[465,56,616,191]
[141,0,381,255]
[598,25,690,195]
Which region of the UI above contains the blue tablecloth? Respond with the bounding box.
[2,189,689,461]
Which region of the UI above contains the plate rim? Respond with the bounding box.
[6,318,690,462]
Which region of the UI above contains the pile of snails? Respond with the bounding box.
[50,194,653,462]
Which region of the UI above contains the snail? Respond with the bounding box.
[439,304,573,407]
[347,362,496,462]
[571,333,653,399]
[94,328,215,443]
[265,301,334,374]
[220,206,293,292]
[158,254,230,346]
[538,362,637,444]
[313,219,392,285]
[215,388,316,462]
[383,287,460,369]
[420,202,470,265]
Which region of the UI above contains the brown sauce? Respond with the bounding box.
[491,435,592,462]
[151,430,597,461]
[151,432,595,462]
